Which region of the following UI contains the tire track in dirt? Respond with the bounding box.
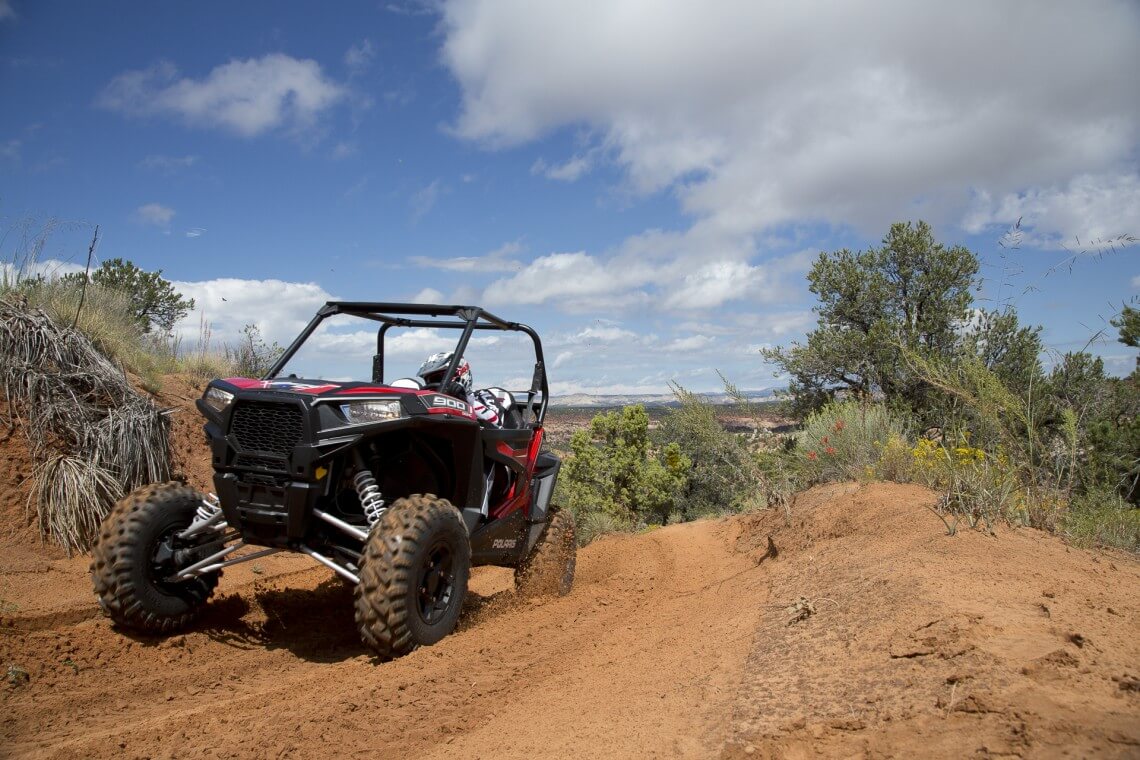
[2,516,768,759]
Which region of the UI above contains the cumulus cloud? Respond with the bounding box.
[664,334,713,351]
[963,172,1140,244]
[135,203,175,226]
[441,0,1140,310]
[482,243,805,312]
[98,54,347,137]
[0,257,86,282]
[662,260,765,310]
[411,287,446,303]
[564,324,638,344]
[482,251,648,311]
[171,277,335,347]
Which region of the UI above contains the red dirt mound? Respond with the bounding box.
[2,482,1137,758]
[0,399,65,561]
[726,482,1140,758]
[150,373,214,493]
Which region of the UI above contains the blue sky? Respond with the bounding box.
[2,1,1138,394]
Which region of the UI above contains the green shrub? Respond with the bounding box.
[224,323,284,379]
[797,400,908,483]
[659,384,767,516]
[1063,486,1140,552]
[556,405,690,543]
[573,509,631,546]
[874,433,914,482]
[177,354,232,387]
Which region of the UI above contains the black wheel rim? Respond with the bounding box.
[416,541,455,626]
[148,523,208,594]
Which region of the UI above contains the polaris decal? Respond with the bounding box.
[491,538,517,550]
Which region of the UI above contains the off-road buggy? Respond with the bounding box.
[91,303,575,660]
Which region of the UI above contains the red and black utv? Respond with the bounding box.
[91,303,574,660]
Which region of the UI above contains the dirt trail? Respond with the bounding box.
[2,510,767,759]
[2,483,1138,759]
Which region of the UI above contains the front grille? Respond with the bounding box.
[234,453,289,471]
[230,402,303,456]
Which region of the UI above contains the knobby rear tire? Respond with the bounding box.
[515,507,576,598]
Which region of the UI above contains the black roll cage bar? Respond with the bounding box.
[265,302,550,424]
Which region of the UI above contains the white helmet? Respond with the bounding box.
[417,351,472,393]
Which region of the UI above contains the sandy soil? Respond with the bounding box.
[2,480,1138,759]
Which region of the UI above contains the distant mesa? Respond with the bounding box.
[549,390,777,408]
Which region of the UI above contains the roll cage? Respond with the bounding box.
[265,302,551,426]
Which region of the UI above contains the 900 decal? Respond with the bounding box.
[430,395,470,413]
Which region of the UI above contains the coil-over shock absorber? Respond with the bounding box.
[353,468,386,527]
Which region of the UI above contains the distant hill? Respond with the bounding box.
[549,389,778,408]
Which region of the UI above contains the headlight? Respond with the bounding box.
[340,400,403,424]
[203,387,234,413]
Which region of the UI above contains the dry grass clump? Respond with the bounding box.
[0,298,170,553]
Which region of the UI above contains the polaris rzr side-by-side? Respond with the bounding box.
[91,303,575,660]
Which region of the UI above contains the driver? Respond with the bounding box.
[417,352,506,428]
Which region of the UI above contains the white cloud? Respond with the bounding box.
[441,0,1140,251]
[1,257,87,282]
[99,54,347,137]
[563,324,638,344]
[531,152,595,182]
[963,172,1140,244]
[185,227,206,238]
[0,0,15,22]
[384,327,455,357]
[664,334,713,352]
[410,239,523,272]
[135,203,175,226]
[411,287,445,303]
[344,39,376,75]
[480,242,805,312]
[756,310,815,339]
[662,260,764,310]
[1132,275,1140,288]
[140,154,197,172]
[482,251,647,310]
[171,278,335,348]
